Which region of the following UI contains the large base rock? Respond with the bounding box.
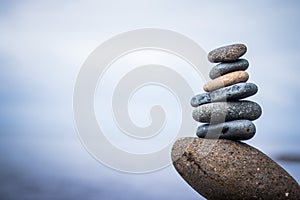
[172,137,300,199]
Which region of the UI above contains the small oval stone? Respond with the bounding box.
[172,137,300,199]
[196,120,256,140]
[209,59,249,79]
[203,71,249,92]
[192,100,262,123]
[191,82,258,107]
[208,43,247,63]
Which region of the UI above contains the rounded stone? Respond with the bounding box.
[203,71,249,92]
[192,100,262,123]
[209,59,249,79]
[196,120,256,140]
[208,43,247,63]
[171,137,300,200]
[191,82,258,107]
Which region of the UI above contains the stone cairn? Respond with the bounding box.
[171,43,300,200]
[191,43,262,141]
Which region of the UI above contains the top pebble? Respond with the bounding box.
[208,43,247,63]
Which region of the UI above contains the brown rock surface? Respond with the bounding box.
[172,137,300,200]
[203,71,249,92]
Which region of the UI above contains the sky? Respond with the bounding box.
[0,0,300,199]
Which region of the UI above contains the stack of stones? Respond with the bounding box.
[191,43,262,140]
[172,44,300,199]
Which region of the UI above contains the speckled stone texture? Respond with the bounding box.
[209,59,249,79]
[192,100,262,123]
[208,44,247,63]
[191,83,258,107]
[172,137,300,200]
[203,71,249,92]
[196,120,256,140]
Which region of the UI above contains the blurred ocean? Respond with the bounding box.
[1,1,299,199]
[0,132,299,200]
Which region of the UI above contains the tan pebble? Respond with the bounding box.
[203,71,249,92]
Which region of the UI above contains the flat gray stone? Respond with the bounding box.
[172,137,300,199]
[191,83,258,107]
[208,44,247,63]
[209,59,249,79]
[196,120,256,140]
[192,100,262,123]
